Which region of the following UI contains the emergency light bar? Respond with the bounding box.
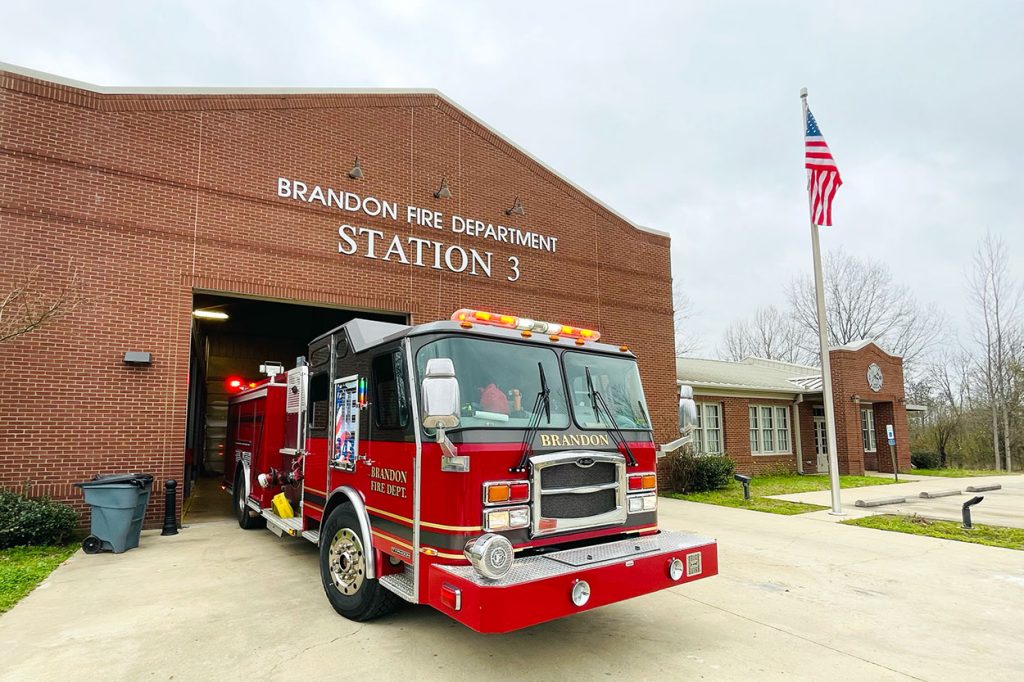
[451,308,600,341]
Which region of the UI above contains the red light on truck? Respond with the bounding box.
[628,473,657,491]
[483,481,531,506]
[226,377,245,392]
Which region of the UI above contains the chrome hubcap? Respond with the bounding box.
[329,528,365,596]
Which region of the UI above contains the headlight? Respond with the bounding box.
[628,493,657,513]
[464,533,514,580]
[483,505,530,532]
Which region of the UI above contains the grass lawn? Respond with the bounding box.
[0,544,78,614]
[910,468,1019,478]
[665,474,897,515]
[842,514,1024,551]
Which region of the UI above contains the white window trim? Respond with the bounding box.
[861,407,877,453]
[749,403,793,456]
[693,402,723,455]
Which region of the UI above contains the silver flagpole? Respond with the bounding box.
[801,87,843,515]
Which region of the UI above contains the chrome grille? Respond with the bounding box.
[541,488,617,518]
[540,462,616,488]
[531,450,627,536]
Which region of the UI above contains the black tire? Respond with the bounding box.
[319,504,399,621]
[82,535,102,554]
[234,471,265,530]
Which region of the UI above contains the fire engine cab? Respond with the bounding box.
[224,308,717,633]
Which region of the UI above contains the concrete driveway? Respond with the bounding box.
[1,498,1022,681]
[772,474,1024,528]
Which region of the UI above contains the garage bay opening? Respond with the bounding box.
[183,293,406,519]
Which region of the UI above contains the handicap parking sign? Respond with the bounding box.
[886,424,895,446]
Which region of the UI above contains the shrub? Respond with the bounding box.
[0,488,78,549]
[911,452,941,470]
[663,449,735,493]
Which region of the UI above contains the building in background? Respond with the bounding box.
[0,63,676,526]
[677,341,921,475]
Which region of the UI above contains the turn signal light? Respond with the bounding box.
[483,481,530,506]
[451,308,601,341]
[628,473,657,491]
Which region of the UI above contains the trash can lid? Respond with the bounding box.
[75,473,154,488]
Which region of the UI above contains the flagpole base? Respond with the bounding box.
[828,509,846,516]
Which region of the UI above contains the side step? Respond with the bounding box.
[379,565,417,603]
[261,509,303,537]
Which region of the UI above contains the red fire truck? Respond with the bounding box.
[224,308,716,633]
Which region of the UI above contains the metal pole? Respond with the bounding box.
[891,441,899,483]
[801,88,844,515]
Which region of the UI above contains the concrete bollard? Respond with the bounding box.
[161,479,179,536]
[919,489,961,499]
[855,496,907,508]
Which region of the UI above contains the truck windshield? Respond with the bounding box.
[564,352,651,430]
[416,337,569,429]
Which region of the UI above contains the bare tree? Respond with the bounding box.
[0,264,81,344]
[719,305,807,363]
[967,233,1021,471]
[673,282,702,356]
[925,348,973,467]
[787,249,945,375]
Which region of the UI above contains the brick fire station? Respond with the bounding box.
[0,64,678,526]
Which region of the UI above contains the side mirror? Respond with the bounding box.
[422,358,460,429]
[678,384,698,437]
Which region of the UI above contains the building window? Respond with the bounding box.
[861,407,877,452]
[693,403,722,454]
[749,405,792,454]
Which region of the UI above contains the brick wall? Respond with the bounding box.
[0,68,677,528]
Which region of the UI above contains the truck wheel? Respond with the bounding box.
[319,504,399,621]
[234,471,265,530]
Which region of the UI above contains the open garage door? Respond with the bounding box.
[183,293,406,512]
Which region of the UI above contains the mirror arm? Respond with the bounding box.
[658,433,692,458]
[436,426,469,472]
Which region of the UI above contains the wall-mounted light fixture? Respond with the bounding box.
[193,309,229,321]
[434,178,451,199]
[123,351,152,366]
[850,394,862,404]
[505,196,524,217]
[348,157,363,180]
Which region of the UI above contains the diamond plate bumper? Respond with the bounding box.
[427,530,717,633]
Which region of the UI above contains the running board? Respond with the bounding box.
[379,565,417,603]
[301,530,320,544]
[262,510,303,537]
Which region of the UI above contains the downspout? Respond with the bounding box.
[793,393,805,474]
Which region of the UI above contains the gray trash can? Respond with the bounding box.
[74,474,154,554]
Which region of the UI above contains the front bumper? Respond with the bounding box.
[427,530,717,633]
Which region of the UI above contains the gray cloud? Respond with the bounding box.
[4,0,1021,354]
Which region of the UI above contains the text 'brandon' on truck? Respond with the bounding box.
[223,308,717,633]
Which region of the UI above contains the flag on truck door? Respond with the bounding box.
[805,108,842,227]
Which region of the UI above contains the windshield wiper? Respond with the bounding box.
[585,366,638,467]
[511,362,550,473]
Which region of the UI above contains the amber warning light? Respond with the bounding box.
[452,308,600,341]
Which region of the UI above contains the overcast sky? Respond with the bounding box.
[4,1,1022,356]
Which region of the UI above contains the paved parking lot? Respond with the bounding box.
[1,496,1022,681]
[773,474,1024,528]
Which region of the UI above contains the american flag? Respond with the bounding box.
[805,108,842,226]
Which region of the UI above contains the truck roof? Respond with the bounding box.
[309,318,636,358]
